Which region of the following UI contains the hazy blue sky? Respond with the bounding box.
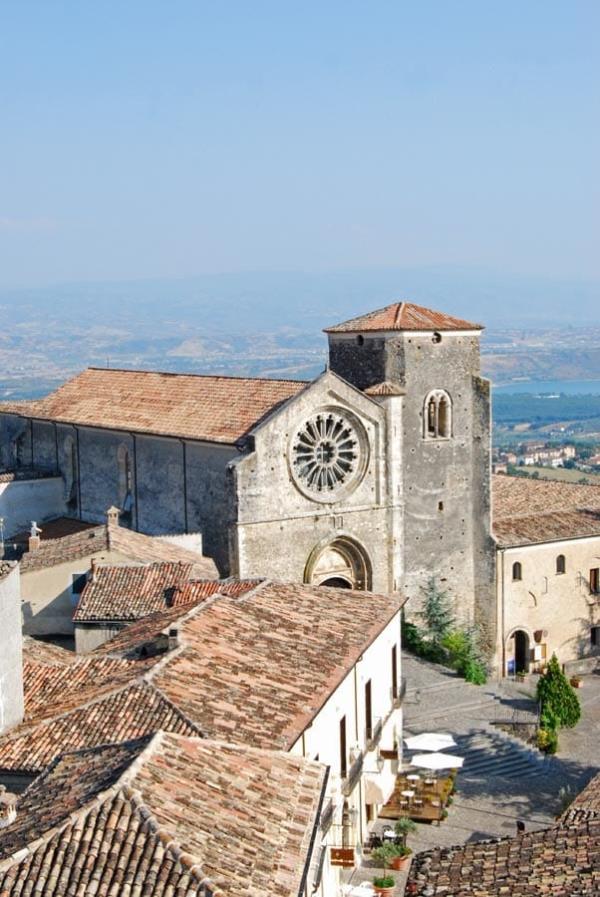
[1,1,598,288]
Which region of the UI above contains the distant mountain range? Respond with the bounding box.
[0,266,598,398]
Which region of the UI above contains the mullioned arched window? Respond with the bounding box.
[424,390,452,439]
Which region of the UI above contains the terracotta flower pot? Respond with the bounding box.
[391,854,411,870]
[373,887,395,897]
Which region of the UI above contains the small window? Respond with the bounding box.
[339,716,347,779]
[556,555,566,575]
[391,644,398,699]
[71,573,87,595]
[432,331,442,344]
[591,626,600,647]
[365,680,372,741]
[590,568,600,595]
[356,334,364,346]
[424,390,452,439]
[512,562,522,582]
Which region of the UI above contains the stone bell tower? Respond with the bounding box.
[325,301,497,654]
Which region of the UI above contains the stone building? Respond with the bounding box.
[0,300,497,643]
[493,475,600,676]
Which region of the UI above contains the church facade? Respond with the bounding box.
[0,301,497,647]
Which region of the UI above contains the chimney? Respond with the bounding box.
[168,627,179,650]
[28,521,42,552]
[106,506,120,527]
[0,786,17,829]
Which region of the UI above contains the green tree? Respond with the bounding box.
[537,655,581,729]
[418,577,455,654]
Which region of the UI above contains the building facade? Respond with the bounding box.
[0,301,497,647]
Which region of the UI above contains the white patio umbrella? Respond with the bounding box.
[410,752,464,770]
[404,733,456,752]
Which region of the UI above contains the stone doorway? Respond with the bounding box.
[513,630,530,674]
[305,537,371,590]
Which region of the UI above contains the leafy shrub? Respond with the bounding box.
[418,577,455,649]
[373,877,395,889]
[537,655,581,729]
[464,659,487,685]
[537,726,558,754]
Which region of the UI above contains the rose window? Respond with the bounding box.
[292,413,361,495]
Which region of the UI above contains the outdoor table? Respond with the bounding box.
[401,790,415,799]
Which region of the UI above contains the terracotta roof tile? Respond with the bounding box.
[0,682,199,775]
[0,732,326,897]
[408,771,600,896]
[74,564,260,622]
[1,367,307,443]
[363,381,407,396]
[492,475,600,547]
[325,301,483,333]
[150,580,402,750]
[5,518,218,577]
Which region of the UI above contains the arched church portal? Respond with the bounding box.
[305,537,371,591]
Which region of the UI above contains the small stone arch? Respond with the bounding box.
[304,535,372,591]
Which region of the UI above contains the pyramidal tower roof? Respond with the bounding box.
[324,301,483,334]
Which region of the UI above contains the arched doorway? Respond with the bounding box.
[305,536,371,591]
[320,577,352,589]
[513,630,530,674]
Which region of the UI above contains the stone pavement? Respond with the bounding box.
[347,654,600,895]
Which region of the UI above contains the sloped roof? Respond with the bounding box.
[408,771,600,896]
[0,732,326,897]
[492,475,600,547]
[5,517,218,578]
[0,580,401,774]
[325,301,483,334]
[74,563,260,623]
[0,367,307,443]
[148,580,401,751]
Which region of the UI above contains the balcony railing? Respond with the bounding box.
[342,753,363,796]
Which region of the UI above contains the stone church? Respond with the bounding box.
[0,301,496,642]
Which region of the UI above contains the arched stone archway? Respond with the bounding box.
[507,628,531,675]
[304,536,372,591]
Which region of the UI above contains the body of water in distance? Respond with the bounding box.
[493,379,600,396]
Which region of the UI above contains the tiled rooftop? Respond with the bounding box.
[408,771,600,895]
[325,301,483,333]
[0,580,401,774]
[148,580,401,751]
[492,475,600,547]
[0,732,326,897]
[74,562,260,622]
[0,367,307,444]
[4,516,218,577]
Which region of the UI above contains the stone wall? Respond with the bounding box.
[498,535,600,674]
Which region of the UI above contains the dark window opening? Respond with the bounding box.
[339,716,347,779]
[432,332,442,344]
[591,626,600,647]
[591,568,600,595]
[556,554,566,575]
[365,680,372,741]
[391,644,398,699]
[356,334,364,346]
[512,562,522,581]
[71,573,87,595]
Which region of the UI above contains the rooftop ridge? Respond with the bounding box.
[86,365,309,385]
[324,300,483,333]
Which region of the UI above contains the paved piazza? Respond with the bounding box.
[354,655,600,894]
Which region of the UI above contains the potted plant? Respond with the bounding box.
[394,816,417,846]
[516,670,526,682]
[570,675,582,688]
[390,843,412,871]
[371,844,397,895]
